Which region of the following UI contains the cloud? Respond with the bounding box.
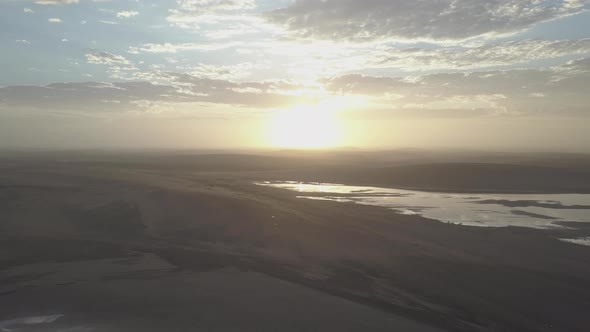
[167,0,256,29]
[173,0,255,14]
[24,7,34,13]
[35,0,79,4]
[123,71,305,107]
[559,56,590,71]
[266,0,589,41]
[0,82,175,114]
[116,10,139,19]
[324,57,590,116]
[129,41,242,53]
[178,63,256,80]
[32,0,110,4]
[48,18,63,23]
[85,51,130,65]
[375,38,590,70]
[3,58,589,117]
[0,74,305,115]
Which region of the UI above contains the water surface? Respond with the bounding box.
[257,181,590,229]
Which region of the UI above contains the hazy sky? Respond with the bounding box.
[1,0,589,150]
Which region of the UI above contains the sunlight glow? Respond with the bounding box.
[270,104,340,148]
[268,96,364,149]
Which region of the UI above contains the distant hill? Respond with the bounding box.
[286,162,590,193]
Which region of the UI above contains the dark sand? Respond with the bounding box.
[1,254,438,332]
[1,150,590,331]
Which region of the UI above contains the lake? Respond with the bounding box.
[256,181,590,230]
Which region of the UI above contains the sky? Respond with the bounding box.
[0,0,589,150]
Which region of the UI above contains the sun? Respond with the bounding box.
[269,102,342,149]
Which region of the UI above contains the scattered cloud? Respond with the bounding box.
[33,0,112,4]
[374,38,590,70]
[167,0,256,29]
[4,1,590,120]
[180,63,256,80]
[2,57,589,118]
[129,41,242,53]
[171,0,255,16]
[85,51,130,65]
[324,57,590,116]
[35,0,79,4]
[266,0,589,41]
[116,10,139,19]
[0,75,304,114]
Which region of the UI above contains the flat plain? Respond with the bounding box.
[1,150,590,332]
